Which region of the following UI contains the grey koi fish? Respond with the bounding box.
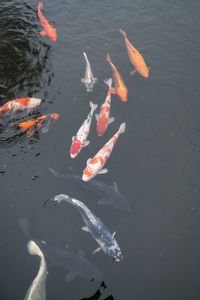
[49,167,131,212]
[24,240,47,300]
[70,101,97,158]
[81,52,97,92]
[19,218,102,282]
[53,194,123,262]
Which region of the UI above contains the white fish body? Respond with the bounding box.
[70,101,97,158]
[24,240,47,300]
[82,122,126,181]
[81,52,97,92]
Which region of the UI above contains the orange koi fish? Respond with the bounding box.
[38,2,57,42]
[119,29,149,78]
[0,98,41,117]
[96,78,115,136]
[82,122,126,182]
[106,53,128,102]
[16,113,59,137]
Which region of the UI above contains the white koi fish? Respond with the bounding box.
[96,78,115,136]
[53,194,123,262]
[82,122,126,181]
[24,240,47,300]
[70,101,97,158]
[81,52,97,92]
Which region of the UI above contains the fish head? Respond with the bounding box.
[27,98,42,109]
[70,139,81,158]
[108,242,123,262]
[118,88,128,102]
[82,157,101,181]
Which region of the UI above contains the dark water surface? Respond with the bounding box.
[1,0,200,299]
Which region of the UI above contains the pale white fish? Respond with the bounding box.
[81,52,97,92]
[24,240,48,300]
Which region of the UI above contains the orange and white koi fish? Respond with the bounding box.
[15,113,59,137]
[38,2,57,42]
[119,29,149,78]
[0,98,41,117]
[106,53,128,102]
[70,101,97,158]
[82,122,126,182]
[96,78,115,137]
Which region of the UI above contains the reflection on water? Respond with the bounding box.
[0,0,53,102]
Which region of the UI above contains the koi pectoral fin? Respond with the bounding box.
[83,140,90,147]
[110,88,116,94]
[92,247,102,255]
[40,31,46,36]
[95,113,99,121]
[65,270,77,282]
[130,69,137,76]
[98,168,108,175]
[82,226,90,232]
[108,117,115,125]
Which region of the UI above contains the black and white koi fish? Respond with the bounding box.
[70,101,97,158]
[49,168,131,212]
[24,240,47,300]
[53,194,123,262]
[19,218,102,282]
[81,52,97,92]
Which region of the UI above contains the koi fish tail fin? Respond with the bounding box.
[119,29,127,38]
[89,101,98,114]
[38,2,43,10]
[119,122,126,134]
[19,217,31,240]
[27,240,43,258]
[53,194,70,204]
[106,53,112,65]
[104,78,112,89]
[83,52,89,63]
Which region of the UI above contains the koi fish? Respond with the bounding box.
[82,122,126,182]
[70,101,97,158]
[14,113,59,137]
[81,52,97,92]
[0,97,41,117]
[49,168,131,212]
[53,194,123,262]
[119,29,149,78]
[19,218,102,282]
[38,2,57,42]
[24,240,47,300]
[106,53,128,102]
[95,78,115,137]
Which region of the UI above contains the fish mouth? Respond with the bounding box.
[82,174,90,182]
[70,153,77,159]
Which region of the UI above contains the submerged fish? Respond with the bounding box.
[70,101,97,158]
[24,240,47,300]
[106,53,128,102]
[38,2,57,41]
[96,78,115,137]
[53,194,123,262]
[49,168,131,212]
[19,218,102,282]
[119,29,149,78]
[81,52,97,92]
[0,97,41,117]
[82,122,126,182]
[12,113,59,137]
